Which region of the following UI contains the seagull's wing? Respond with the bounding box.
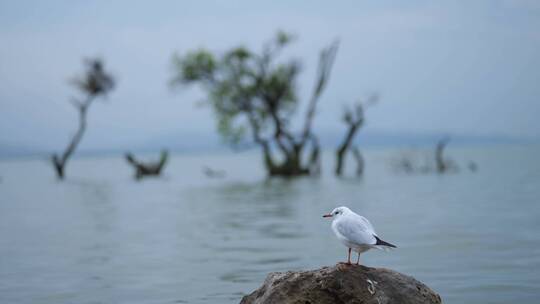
[355,214,376,235]
[335,216,377,246]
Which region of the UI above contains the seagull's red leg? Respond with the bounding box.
[347,248,352,264]
[356,252,361,265]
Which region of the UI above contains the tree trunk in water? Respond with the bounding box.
[351,146,364,176]
[335,147,346,176]
[51,101,90,180]
[51,155,65,179]
[435,139,448,173]
[307,137,321,175]
[335,124,359,176]
[267,146,313,177]
[268,159,310,176]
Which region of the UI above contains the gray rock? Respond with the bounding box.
[240,264,442,304]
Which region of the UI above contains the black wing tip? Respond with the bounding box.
[374,235,397,248]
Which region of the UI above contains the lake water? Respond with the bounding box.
[1,146,539,303]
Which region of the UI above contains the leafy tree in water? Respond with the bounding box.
[171,31,338,176]
[51,58,115,179]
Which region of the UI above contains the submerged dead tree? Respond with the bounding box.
[125,150,168,179]
[435,137,454,173]
[51,59,115,179]
[435,137,450,173]
[391,137,460,174]
[435,137,461,173]
[171,31,338,177]
[335,95,378,176]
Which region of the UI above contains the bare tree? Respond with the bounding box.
[125,150,168,180]
[335,94,378,176]
[171,31,338,177]
[51,59,115,179]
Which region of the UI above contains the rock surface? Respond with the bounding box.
[240,264,442,304]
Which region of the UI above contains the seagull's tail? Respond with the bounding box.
[374,245,394,252]
[374,236,397,249]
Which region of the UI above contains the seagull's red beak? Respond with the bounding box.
[322,214,333,218]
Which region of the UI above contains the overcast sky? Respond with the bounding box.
[1,0,539,151]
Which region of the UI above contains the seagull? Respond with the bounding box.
[323,206,396,265]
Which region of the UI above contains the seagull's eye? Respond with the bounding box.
[334,211,339,215]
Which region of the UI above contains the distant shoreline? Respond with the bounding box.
[1,142,539,162]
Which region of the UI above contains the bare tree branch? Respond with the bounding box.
[300,40,339,146]
[335,94,377,176]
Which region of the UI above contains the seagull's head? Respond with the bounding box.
[322,206,350,219]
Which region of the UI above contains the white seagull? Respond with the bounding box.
[323,206,396,265]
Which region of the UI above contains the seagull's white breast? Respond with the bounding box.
[331,213,377,253]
